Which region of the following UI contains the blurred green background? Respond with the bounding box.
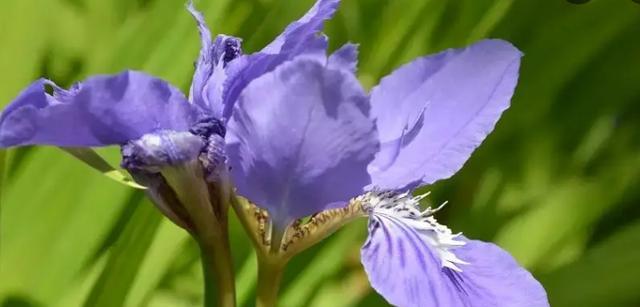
[1,0,639,306]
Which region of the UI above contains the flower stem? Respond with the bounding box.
[256,256,286,307]
[199,228,236,307]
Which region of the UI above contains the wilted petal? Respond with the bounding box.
[187,1,242,115]
[328,43,358,73]
[220,0,338,120]
[368,39,522,190]
[0,71,197,147]
[361,212,548,307]
[226,57,377,227]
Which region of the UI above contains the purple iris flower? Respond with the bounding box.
[355,39,551,307]
[221,1,549,307]
[0,2,245,230]
[0,0,343,229]
[0,0,549,305]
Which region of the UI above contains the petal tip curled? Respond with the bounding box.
[0,79,48,147]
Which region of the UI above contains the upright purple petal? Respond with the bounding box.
[220,0,339,120]
[368,39,522,190]
[201,35,242,116]
[187,2,242,116]
[221,49,322,120]
[328,43,358,73]
[220,53,278,120]
[0,71,197,147]
[187,1,213,108]
[261,0,340,55]
[226,57,377,227]
[361,215,549,307]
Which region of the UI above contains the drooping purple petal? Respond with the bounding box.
[220,0,339,120]
[452,239,549,307]
[226,57,378,227]
[0,71,197,147]
[328,43,358,73]
[368,39,523,190]
[187,2,242,116]
[361,215,549,307]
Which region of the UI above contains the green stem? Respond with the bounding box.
[199,229,236,307]
[256,256,286,307]
[161,162,237,307]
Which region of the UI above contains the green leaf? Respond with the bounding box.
[235,251,258,307]
[0,147,132,303]
[83,198,163,307]
[541,221,640,307]
[124,220,190,307]
[61,147,146,190]
[0,0,47,104]
[280,222,364,307]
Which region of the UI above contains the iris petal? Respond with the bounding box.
[261,0,340,55]
[328,43,358,73]
[226,57,377,227]
[187,0,214,110]
[0,71,197,147]
[220,0,339,120]
[368,39,522,190]
[187,2,242,116]
[361,214,548,307]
